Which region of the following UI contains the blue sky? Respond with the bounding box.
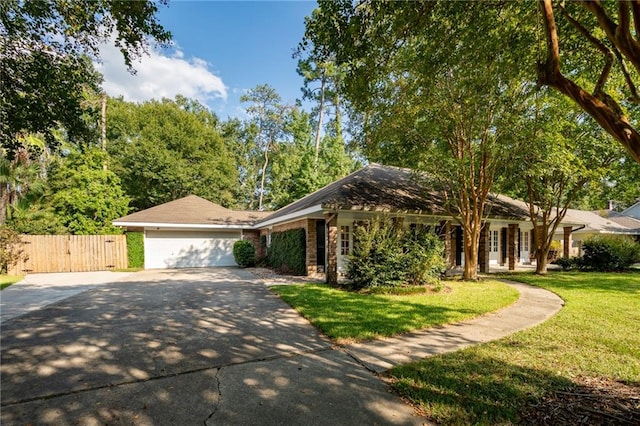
[96,1,318,119]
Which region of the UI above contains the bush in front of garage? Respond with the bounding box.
[233,240,256,268]
[126,232,144,268]
[266,228,306,275]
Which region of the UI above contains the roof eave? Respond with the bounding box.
[112,221,252,230]
[254,204,324,228]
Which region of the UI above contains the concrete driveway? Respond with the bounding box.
[1,268,424,425]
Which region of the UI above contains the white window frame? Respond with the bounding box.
[523,230,529,252]
[490,230,499,253]
[340,225,351,256]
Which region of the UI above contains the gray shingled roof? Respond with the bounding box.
[563,209,640,234]
[258,164,531,224]
[600,211,640,233]
[114,195,270,227]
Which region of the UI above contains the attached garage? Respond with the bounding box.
[113,195,271,270]
[144,230,242,269]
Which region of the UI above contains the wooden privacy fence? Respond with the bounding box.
[9,235,128,275]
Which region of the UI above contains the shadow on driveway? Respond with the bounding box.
[1,268,424,425]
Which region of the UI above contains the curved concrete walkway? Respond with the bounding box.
[343,280,565,373]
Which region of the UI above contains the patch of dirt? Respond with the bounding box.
[245,267,324,285]
[524,376,640,425]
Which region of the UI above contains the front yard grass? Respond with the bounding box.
[389,271,640,425]
[0,275,24,290]
[271,280,519,343]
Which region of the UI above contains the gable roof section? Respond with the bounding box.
[621,201,640,220]
[114,195,270,228]
[257,164,531,226]
[562,208,640,235]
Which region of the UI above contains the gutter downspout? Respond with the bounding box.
[570,225,586,233]
[569,225,586,257]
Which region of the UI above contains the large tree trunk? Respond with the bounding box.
[534,224,551,275]
[462,237,479,280]
[535,249,550,275]
[314,70,326,176]
[258,148,269,211]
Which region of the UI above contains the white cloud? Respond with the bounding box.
[95,43,227,106]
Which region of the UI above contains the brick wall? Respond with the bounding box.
[272,219,308,233]
[479,223,490,273]
[325,213,338,285]
[242,229,263,259]
[305,219,318,276]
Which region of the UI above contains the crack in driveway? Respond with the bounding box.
[1,346,335,408]
[204,368,222,425]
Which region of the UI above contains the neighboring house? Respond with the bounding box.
[113,195,270,269]
[553,209,640,257]
[113,164,638,283]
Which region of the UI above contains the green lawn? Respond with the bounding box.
[0,275,24,290]
[271,280,519,342]
[389,271,640,425]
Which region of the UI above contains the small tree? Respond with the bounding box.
[0,226,27,274]
[233,240,256,268]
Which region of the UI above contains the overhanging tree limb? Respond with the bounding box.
[580,0,640,74]
[538,0,640,163]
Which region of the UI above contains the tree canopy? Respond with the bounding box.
[106,96,238,211]
[0,0,171,153]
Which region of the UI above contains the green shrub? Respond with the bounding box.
[581,235,640,272]
[347,218,405,289]
[266,228,306,275]
[233,240,256,268]
[404,231,446,285]
[126,232,144,268]
[554,256,582,271]
[346,217,445,290]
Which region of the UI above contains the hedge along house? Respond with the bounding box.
[113,195,270,269]
[253,164,560,285]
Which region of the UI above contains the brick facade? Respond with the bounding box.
[325,213,338,285]
[508,223,518,271]
[479,223,490,273]
[242,230,264,259]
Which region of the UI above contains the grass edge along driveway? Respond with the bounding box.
[0,275,23,290]
[389,271,640,425]
[271,280,519,343]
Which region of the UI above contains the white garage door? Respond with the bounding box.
[144,230,241,269]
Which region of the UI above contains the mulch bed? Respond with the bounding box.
[524,376,640,425]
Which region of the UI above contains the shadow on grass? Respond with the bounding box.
[389,351,575,425]
[495,270,640,295]
[273,284,488,341]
